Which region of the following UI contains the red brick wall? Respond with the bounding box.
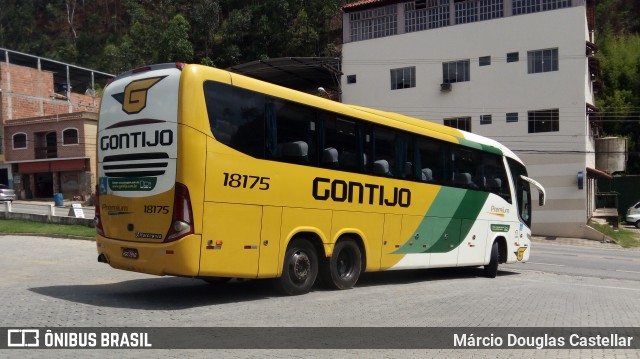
[0,62,102,122]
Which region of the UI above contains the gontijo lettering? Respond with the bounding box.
[312,176,411,207]
[100,129,173,151]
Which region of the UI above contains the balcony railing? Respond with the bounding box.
[35,146,58,159]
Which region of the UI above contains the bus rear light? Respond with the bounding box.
[165,183,194,242]
[175,62,185,70]
[94,185,105,237]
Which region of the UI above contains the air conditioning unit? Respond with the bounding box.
[440,83,452,92]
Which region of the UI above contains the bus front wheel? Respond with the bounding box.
[321,239,362,290]
[279,239,318,295]
[484,241,500,278]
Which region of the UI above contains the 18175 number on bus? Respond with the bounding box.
[223,172,270,190]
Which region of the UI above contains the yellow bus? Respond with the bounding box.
[95,63,545,295]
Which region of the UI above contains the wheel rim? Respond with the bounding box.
[290,250,311,284]
[336,248,354,278]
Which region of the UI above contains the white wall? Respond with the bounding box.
[342,6,595,237]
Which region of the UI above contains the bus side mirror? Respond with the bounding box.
[521,175,546,207]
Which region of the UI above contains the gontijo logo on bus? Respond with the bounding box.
[312,177,411,207]
[111,76,166,114]
[100,130,173,151]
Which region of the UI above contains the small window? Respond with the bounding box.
[480,115,492,125]
[347,75,357,84]
[506,112,519,123]
[528,48,559,74]
[442,60,471,84]
[444,117,471,132]
[528,109,559,133]
[13,133,27,149]
[390,67,416,90]
[507,52,519,63]
[479,56,491,66]
[62,128,79,145]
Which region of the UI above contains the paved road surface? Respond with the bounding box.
[0,235,639,358]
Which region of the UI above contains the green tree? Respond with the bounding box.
[596,30,640,173]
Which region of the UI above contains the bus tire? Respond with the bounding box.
[279,239,318,296]
[484,241,500,278]
[321,239,362,290]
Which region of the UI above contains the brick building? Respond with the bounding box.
[1,48,113,199]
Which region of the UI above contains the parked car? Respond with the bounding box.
[0,184,15,202]
[627,201,640,228]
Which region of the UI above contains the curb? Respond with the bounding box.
[0,232,95,241]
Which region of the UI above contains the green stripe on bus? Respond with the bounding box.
[394,188,489,254]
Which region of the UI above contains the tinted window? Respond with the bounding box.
[269,98,316,165]
[453,147,483,190]
[204,81,266,158]
[372,127,412,178]
[508,158,531,227]
[415,137,449,184]
[320,114,368,172]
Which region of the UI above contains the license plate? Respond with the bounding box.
[122,248,139,259]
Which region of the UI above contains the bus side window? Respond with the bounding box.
[203,81,266,159]
[372,127,411,178]
[320,113,367,173]
[483,152,511,203]
[415,138,446,184]
[268,98,316,165]
[452,147,483,190]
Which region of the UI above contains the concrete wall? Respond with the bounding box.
[0,210,94,227]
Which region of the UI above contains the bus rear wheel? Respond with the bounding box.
[483,241,500,278]
[321,239,362,290]
[279,239,318,295]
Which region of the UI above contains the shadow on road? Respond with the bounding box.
[356,267,519,288]
[28,267,519,310]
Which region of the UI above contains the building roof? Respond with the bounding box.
[343,0,402,12]
[227,57,342,96]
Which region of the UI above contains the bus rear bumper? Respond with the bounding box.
[96,234,202,277]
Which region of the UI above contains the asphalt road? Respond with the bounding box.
[0,235,638,358]
[504,241,640,282]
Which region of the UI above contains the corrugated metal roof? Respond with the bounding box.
[343,0,402,12]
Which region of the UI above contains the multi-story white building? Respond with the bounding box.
[341,0,605,238]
